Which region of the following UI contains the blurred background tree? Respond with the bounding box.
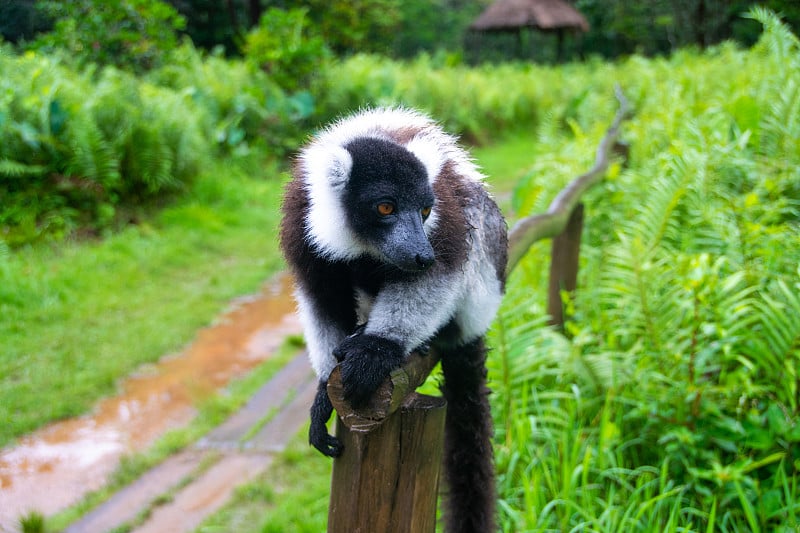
[3,0,799,64]
[242,7,330,91]
[29,0,186,72]
[574,0,800,56]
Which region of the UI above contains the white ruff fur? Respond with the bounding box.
[294,288,343,379]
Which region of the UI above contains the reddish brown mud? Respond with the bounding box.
[0,274,301,531]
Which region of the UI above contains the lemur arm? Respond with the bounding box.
[364,268,465,351]
[336,266,466,407]
[290,257,360,457]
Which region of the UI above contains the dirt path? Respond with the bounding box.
[0,273,307,533]
[64,354,316,533]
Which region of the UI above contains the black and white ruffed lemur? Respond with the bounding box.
[279,107,507,532]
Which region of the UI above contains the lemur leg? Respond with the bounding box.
[309,380,343,457]
[440,336,497,533]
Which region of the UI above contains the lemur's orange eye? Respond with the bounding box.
[377,202,395,216]
[421,206,432,219]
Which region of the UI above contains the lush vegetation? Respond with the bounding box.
[0,2,798,532]
[31,0,186,72]
[191,10,800,533]
[2,0,800,247]
[492,10,800,532]
[5,0,800,63]
[0,41,313,246]
[0,41,551,247]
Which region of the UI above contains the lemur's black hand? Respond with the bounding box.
[334,325,367,362]
[309,380,342,457]
[334,334,405,408]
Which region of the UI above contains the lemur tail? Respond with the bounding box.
[440,337,497,533]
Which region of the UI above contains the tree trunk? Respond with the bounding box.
[248,0,262,27]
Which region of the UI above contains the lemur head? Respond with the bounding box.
[342,137,435,272]
[298,107,479,270]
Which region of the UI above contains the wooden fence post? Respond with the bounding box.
[325,352,443,533]
[327,393,446,533]
[547,202,584,330]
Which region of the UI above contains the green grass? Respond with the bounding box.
[0,155,288,446]
[470,128,539,187]
[471,127,538,216]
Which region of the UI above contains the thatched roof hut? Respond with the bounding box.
[470,0,589,33]
[469,0,589,60]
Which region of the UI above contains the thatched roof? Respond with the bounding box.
[470,0,589,33]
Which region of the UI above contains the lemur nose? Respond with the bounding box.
[415,253,435,269]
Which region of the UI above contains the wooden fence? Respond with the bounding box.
[325,88,631,532]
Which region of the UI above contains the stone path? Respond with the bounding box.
[63,353,316,533]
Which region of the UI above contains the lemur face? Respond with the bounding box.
[344,137,436,272]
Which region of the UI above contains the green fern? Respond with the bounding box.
[63,112,120,191]
[741,277,800,411]
[747,7,800,68]
[122,123,175,195]
[761,75,800,157]
[0,159,48,178]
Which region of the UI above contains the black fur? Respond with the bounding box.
[309,380,343,457]
[334,332,405,408]
[344,137,436,273]
[440,337,497,533]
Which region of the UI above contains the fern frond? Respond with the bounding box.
[0,159,49,178]
[123,123,176,195]
[747,7,800,67]
[740,277,800,410]
[64,114,120,190]
[628,149,700,254]
[761,76,800,156]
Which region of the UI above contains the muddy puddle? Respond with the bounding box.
[0,273,301,530]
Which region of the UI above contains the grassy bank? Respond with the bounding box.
[0,156,286,446]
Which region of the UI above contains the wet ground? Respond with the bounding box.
[0,274,302,532]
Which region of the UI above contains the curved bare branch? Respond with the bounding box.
[506,86,631,275]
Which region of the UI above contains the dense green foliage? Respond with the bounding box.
[0,41,313,245]
[490,9,800,531]
[0,42,542,246]
[571,0,800,56]
[0,49,206,244]
[5,1,800,61]
[242,7,330,92]
[32,0,186,72]
[3,0,800,247]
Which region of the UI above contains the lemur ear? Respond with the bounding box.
[405,133,444,184]
[304,144,353,191]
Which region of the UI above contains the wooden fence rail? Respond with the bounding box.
[325,88,631,533]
